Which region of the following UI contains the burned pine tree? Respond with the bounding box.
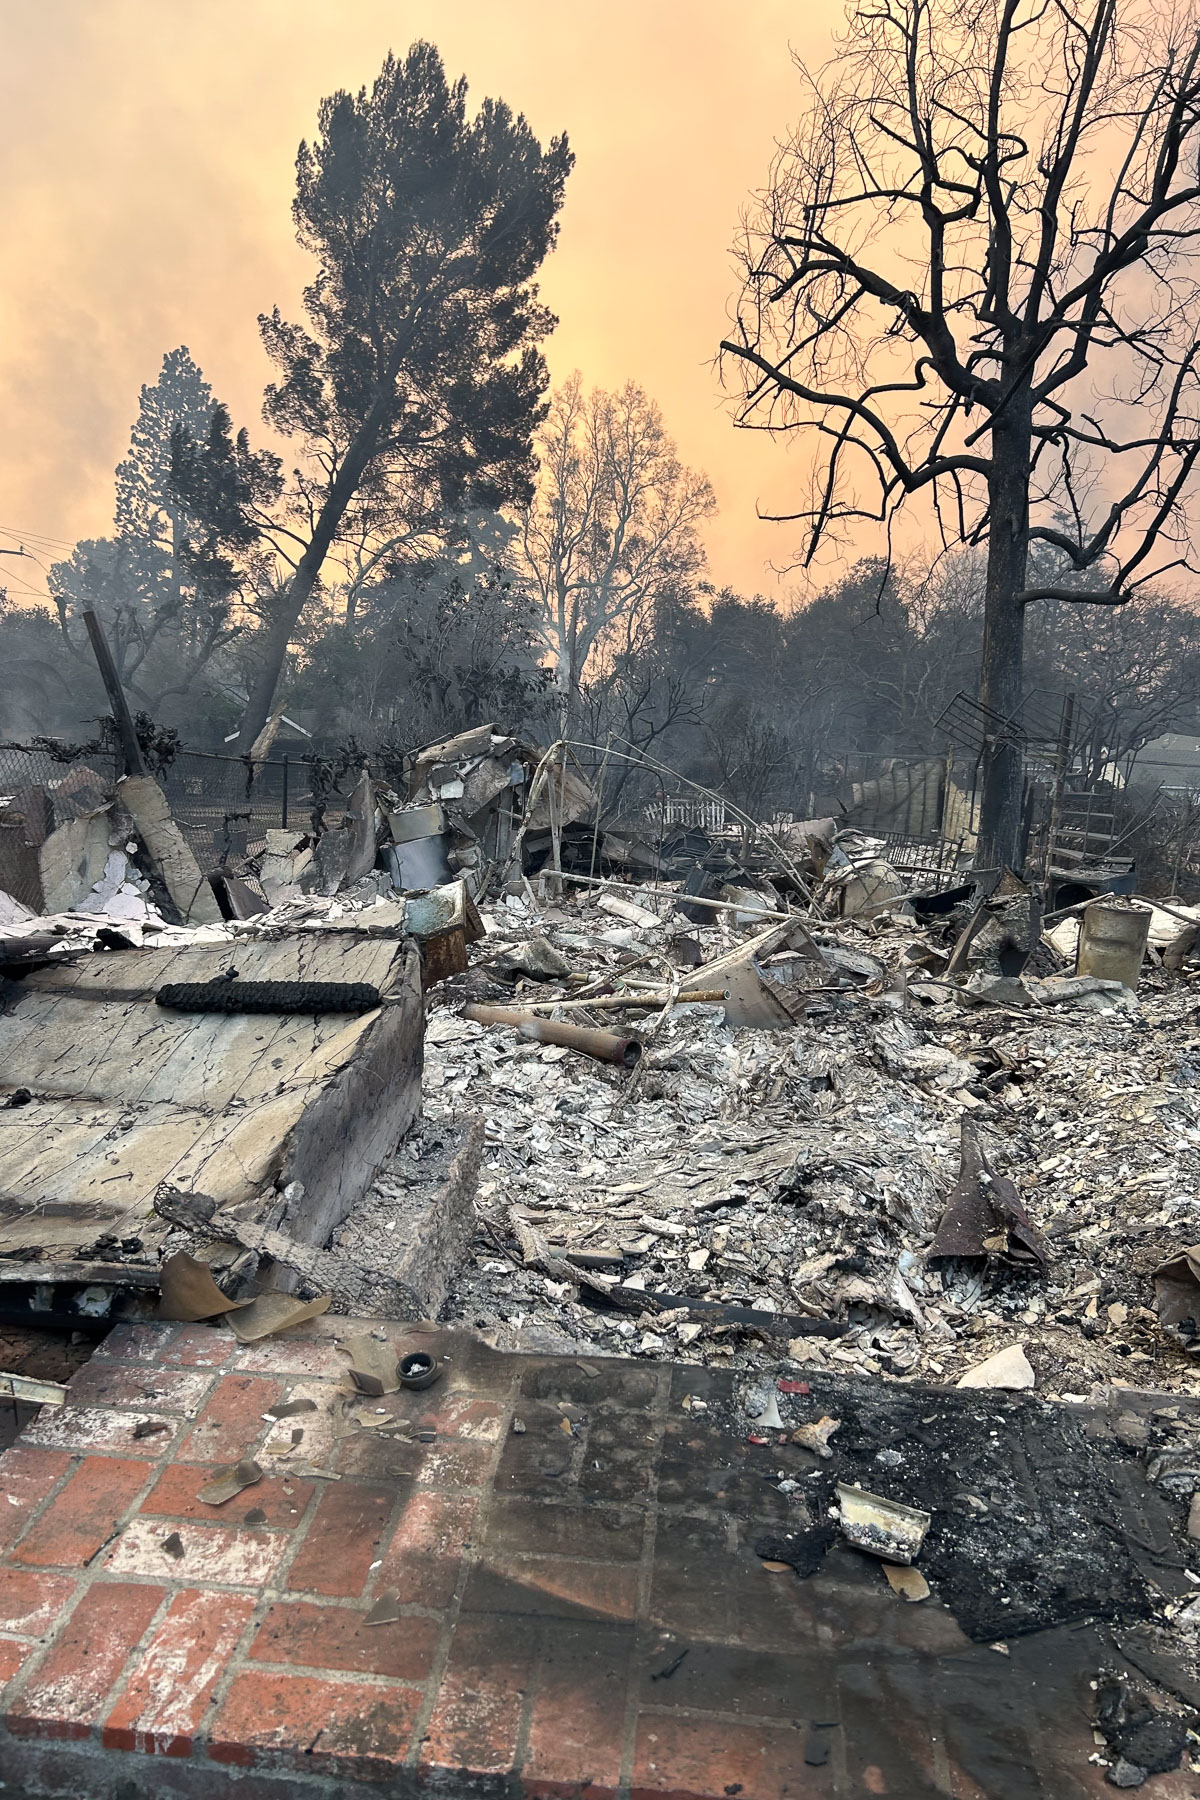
[173,43,572,754]
[722,0,1200,870]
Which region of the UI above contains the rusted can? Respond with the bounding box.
[1076,898,1151,990]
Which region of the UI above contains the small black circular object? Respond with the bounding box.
[399,1352,441,1390]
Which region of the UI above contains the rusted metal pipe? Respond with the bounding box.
[462,1003,642,1068]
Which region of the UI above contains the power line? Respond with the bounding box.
[0,577,52,600]
[0,523,76,553]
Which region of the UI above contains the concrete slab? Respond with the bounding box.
[0,936,424,1273]
[0,1318,1195,1797]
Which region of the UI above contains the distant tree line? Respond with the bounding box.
[6,344,1200,824]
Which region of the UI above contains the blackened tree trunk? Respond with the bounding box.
[975,403,1032,870]
[234,407,387,753]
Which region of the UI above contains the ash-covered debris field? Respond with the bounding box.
[422,867,1200,1409]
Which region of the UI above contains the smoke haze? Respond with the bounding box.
[0,1,837,599]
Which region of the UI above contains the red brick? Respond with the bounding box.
[421,1613,535,1778]
[258,1382,339,1467]
[486,1498,643,1562]
[93,1322,179,1363]
[331,1429,493,1487]
[104,1516,287,1586]
[463,1552,639,1622]
[0,1638,31,1685]
[636,1643,835,1719]
[631,1714,833,1800]
[0,1568,78,1636]
[231,1336,348,1378]
[178,1374,282,1464]
[414,1437,495,1488]
[12,1457,149,1569]
[160,1325,236,1368]
[376,1489,477,1608]
[140,1463,313,1528]
[66,1361,213,1413]
[401,1393,504,1443]
[524,1624,632,1800]
[285,1481,393,1598]
[0,1445,73,1553]
[208,1668,419,1774]
[7,1581,163,1741]
[19,1404,179,1457]
[248,1600,438,1680]
[104,1588,257,1756]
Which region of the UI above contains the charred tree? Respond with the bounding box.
[722,0,1200,870]
[173,44,571,753]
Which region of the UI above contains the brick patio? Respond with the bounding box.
[0,1315,1192,1799]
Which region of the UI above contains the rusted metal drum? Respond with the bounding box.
[1076,898,1151,989]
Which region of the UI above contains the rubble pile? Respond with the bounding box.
[404,881,1200,1404]
[7,717,1200,1417]
[10,717,1200,1783]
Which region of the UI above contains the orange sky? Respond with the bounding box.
[0,1,843,608]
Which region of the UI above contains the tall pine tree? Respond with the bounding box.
[168,44,572,750]
[51,348,280,722]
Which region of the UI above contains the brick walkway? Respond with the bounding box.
[0,1315,1192,1799]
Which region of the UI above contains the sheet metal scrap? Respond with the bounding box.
[226,1292,332,1343]
[836,1483,930,1565]
[1153,1246,1200,1352]
[197,1458,263,1507]
[928,1120,1050,1270]
[343,1333,401,1395]
[158,1250,253,1323]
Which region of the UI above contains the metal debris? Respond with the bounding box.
[882,1563,931,1602]
[420,873,1200,1399]
[197,1458,264,1506]
[836,1483,931,1564]
[343,1334,401,1396]
[158,1251,253,1323]
[225,1292,332,1343]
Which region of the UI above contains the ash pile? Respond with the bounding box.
[398,820,1200,1411]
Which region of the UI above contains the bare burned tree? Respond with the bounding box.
[722,0,1200,869]
[517,375,714,726]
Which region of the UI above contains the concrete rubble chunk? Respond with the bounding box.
[956,1344,1036,1390]
[0,933,423,1284]
[117,773,223,924]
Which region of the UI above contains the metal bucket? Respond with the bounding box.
[1076,899,1151,990]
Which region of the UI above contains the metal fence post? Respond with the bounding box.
[282,757,289,830]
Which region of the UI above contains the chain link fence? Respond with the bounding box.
[160,751,325,871]
[0,741,120,910]
[0,739,362,900]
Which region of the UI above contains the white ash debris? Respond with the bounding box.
[403,884,1200,1399]
[869,1017,977,1092]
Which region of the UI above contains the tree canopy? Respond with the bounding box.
[49,347,278,718]
[184,42,572,750]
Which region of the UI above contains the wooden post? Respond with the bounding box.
[1044,692,1075,882]
[81,610,148,778]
